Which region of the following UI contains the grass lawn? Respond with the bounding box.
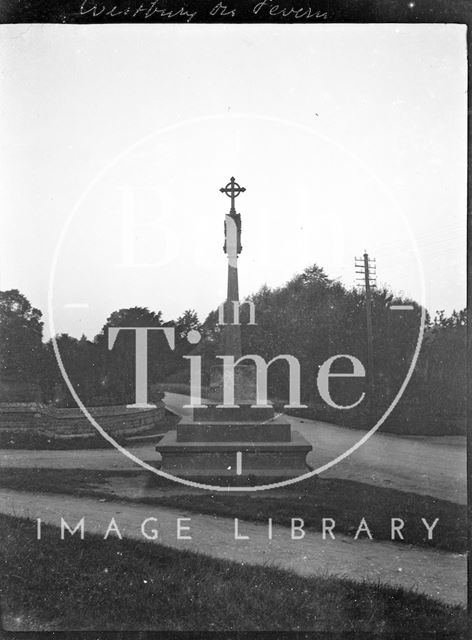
[144,476,467,554]
[0,468,466,553]
[0,513,467,633]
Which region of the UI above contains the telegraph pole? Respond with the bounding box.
[355,252,376,413]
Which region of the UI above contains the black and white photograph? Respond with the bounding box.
[0,5,468,636]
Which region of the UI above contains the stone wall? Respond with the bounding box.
[0,402,166,437]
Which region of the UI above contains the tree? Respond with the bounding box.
[199,263,424,412]
[0,289,43,384]
[94,306,169,403]
[43,333,102,407]
[408,308,467,426]
[175,309,200,341]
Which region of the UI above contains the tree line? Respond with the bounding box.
[0,290,199,407]
[0,264,466,434]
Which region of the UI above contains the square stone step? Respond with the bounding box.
[176,421,291,443]
[155,430,312,478]
[193,404,275,423]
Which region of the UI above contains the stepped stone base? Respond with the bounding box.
[156,429,311,478]
[156,403,312,481]
[193,404,274,422]
[177,420,291,442]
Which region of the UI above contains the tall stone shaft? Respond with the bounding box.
[220,177,245,360]
[227,260,239,301]
[223,214,242,359]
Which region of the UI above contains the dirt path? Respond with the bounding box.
[166,393,466,504]
[285,416,466,504]
[0,393,465,504]
[0,488,465,607]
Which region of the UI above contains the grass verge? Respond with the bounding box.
[0,469,466,553]
[0,513,466,633]
[143,476,467,554]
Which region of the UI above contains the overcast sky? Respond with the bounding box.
[0,23,466,339]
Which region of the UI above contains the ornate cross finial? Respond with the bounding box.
[219,176,246,213]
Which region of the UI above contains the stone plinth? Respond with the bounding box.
[176,420,291,442]
[193,404,274,422]
[155,429,311,478]
[155,403,312,481]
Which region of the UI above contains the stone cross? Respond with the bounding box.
[220,176,246,214]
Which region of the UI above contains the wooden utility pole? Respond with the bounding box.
[355,252,376,413]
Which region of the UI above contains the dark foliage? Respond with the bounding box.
[0,271,466,434]
[0,290,44,385]
[200,265,465,434]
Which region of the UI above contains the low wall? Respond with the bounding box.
[0,402,166,437]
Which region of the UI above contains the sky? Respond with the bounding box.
[0,23,467,340]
